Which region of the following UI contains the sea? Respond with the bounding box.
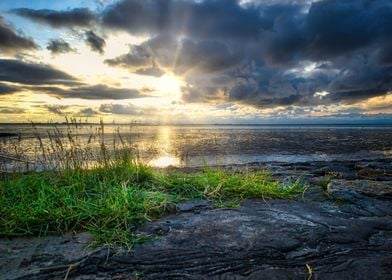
[0,123,391,171]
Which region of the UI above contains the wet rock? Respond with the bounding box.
[0,233,93,280]
[314,165,357,179]
[327,180,392,217]
[328,179,392,198]
[357,167,392,181]
[3,197,392,280]
[176,199,213,213]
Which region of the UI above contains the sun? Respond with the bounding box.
[157,74,182,97]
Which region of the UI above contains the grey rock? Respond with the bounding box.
[4,198,392,280]
[328,180,392,198]
[176,199,213,213]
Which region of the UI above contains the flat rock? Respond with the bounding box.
[4,197,392,280]
[176,199,213,212]
[0,233,93,280]
[328,179,392,198]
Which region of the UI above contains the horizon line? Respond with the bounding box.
[1,122,392,126]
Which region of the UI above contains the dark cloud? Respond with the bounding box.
[47,39,75,55]
[99,103,144,115]
[101,0,265,39]
[0,59,144,100]
[41,84,143,100]
[44,105,98,116]
[0,59,78,85]
[174,39,242,74]
[13,8,96,28]
[106,35,241,75]
[79,108,98,116]
[105,43,153,68]
[66,85,141,99]
[135,66,165,77]
[0,83,19,95]
[85,31,105,54]
[8,0,392,110]
[305,1,374,59]
[104,0,392,108]
[101,0,170,34]
[377,42,392,65]
[46,105,68,115]
[0,17,36,54]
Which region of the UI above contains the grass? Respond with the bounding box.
[0,159,303,247]
[0,119,304,248]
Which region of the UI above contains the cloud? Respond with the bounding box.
[105,44,153,69]
[0,17,36,54]
[102,0,392,109]
[101,0,265,39]
[42,105,98,116]
[13,8,96,28]
[7,0,392,112]
[44,105,98,116]
[134,66,165,77]
[40,84,144,100]
[106,35,241,75]
[47,39,75,55]
[79,108,98,116]
[0,59,78,85]
[85,31,106,54]
[0,83,19,95]
[377,42,392,65]
[0,107,25,114]
[99,103,144,115]
[45,105,68,115]
[0,59,144,100]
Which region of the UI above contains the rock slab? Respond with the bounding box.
[2,195,392,279]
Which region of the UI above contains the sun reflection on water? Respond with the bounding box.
[150,155,180,168]
[149,126,181,167]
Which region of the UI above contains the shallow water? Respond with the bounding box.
[0,124,391,170]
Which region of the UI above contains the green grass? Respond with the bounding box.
[0,160,303,248]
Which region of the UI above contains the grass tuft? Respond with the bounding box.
[0,160,303,247]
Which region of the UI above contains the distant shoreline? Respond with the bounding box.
[0,123,392,126]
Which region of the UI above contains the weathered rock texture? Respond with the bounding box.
[1,160,392,279]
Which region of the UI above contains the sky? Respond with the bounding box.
[0,0,391,124]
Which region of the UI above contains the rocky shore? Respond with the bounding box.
[1,159,392,279]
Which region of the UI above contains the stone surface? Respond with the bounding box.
[328,179,392,198]
[2,159,392,279]
[3,196,392,280]
[176,199,213,213]
[0,233,93,280]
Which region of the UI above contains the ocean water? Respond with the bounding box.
[0,124,391,170]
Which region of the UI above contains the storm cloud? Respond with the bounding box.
[0,59,77,85]
[5,0,392,111]
[0,17,36,54]
[99,103,144,115]
[37,84,144,100]
[47,39,75,55]
[56,85,141,100]
[85,31,105,54]
[0,82,19,95]
[102,0,392,108]
[0,59,144,100]
[101,0,266,39]
[13,8,96,28]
